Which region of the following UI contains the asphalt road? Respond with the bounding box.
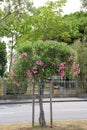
[0,101,87,124]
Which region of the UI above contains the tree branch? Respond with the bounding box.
[0,11,11,23]
[0,2,23,23]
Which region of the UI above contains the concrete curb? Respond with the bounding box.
[0,98,87,105]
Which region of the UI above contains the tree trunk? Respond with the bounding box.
[38,84,46,127]
[9,33,14,72]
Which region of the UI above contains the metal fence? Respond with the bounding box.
[0,78,87,99]
[0,78,3,96]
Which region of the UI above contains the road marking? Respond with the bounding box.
[0,110,30,115]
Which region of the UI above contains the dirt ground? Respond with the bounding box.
[0,120,87,130]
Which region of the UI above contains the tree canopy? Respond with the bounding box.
[81,0,87,10]
[0,42,7,77]
[10,41,80,84]
[63,11,87,43]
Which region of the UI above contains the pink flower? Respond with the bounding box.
[36,61,45,67]
[68,56,73,62]
[12,59,17,64]
[32,67,38,74]
[59,63,65,69]
[18,55,23,59]
[60,71,65,77]
[74,68,80,76]
[77,68,80,74]
[10,70,16,77]
[18,52,28,59]
[71,62,76,70]
[26,70,32,78]
[71,62,80,77]
[13,81,21,87]
[22,52,28,57]
[50,62,55,67]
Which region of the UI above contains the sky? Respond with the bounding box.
[33,0,81,14]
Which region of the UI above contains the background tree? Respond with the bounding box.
[0,42,7,77]
[63,11,87,44]
[29,0,67,41]
[71,40,87,91]
[81,0,87,11]
[1,0,34,22]
[0,0,34,72]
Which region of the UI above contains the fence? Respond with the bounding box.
[0,78,4,96]
[0,78,87,99]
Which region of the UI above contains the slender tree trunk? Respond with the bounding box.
[9,33,14,72]
[38,84,46,127]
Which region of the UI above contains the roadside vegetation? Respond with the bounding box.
[0,120,87,130]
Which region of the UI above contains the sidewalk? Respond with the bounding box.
[0,97,87,105]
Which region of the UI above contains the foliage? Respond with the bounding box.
[0,0,35,72]
[0,42,7,77]
[10,41,80,85]
[4,0,35,15]
[78,43,87,81]
[2,12,32,71]
[6,80,28,95]
[45,0,67,15]
[81,0,87,10]
[19,10,87,44]
[63,11,87,43]
[18,0,67,42]
[71,40,87,81]
[1,2,87,75]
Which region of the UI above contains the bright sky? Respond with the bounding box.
[33,0,81,14]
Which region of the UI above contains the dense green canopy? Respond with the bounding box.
[0,42,7,77]
[10,41,80,84]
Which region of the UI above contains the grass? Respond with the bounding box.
[0,120,87,130]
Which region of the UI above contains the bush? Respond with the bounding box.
[6,80,28,95]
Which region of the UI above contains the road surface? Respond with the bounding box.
[0,101,87,124]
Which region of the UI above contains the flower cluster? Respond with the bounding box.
[59,63,66,69]
[26,67,38,78]
[32,67,38,74]
[68,56,73,62]
[36,61,45,67]
[10,70,17,77]
[56,62,66,77]
[50,62,55,67]
[12,59,17,64]
[18,52,28,59]
[71,62,80,76]
[26,70,32,78]
[13,81,21,87]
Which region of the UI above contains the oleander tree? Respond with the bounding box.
[9,41,80,127]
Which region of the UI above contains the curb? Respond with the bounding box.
[0,99,87,105]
